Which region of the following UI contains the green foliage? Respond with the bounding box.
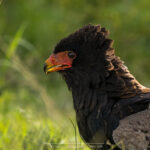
[0,0,150,149]
[6,24,26,59]
[0,91,89,150]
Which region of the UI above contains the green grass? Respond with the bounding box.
[0,91,90,150]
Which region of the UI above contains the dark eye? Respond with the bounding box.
[68,51,76,59]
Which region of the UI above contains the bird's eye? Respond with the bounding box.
[68,51,76,59]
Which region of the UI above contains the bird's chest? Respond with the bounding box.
[75,109,107,149]
[71,86,114,148]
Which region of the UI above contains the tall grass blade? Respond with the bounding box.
[69,119,78,150]
[0,0,3,5]
[7,24,26,59]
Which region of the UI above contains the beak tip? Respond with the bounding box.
[44,63,47,73]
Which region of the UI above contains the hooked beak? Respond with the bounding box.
[44,59,66,74]
[43,61,56,74]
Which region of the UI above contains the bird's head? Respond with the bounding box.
[44,24,114,75]
[44,24,150,102]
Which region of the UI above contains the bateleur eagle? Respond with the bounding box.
[44,24,150,150]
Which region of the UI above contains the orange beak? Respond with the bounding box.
[44,51,75,74]
[44,58,64,74]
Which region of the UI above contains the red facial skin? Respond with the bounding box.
[45,51,76,73]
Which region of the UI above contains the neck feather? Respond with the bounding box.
[61,56,150,113]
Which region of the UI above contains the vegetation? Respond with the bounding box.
[0,0,150,149]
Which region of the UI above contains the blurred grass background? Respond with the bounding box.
[0,0,150,150]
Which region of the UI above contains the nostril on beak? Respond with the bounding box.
[44,63,47,73]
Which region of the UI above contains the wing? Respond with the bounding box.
[113,109,150,150]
